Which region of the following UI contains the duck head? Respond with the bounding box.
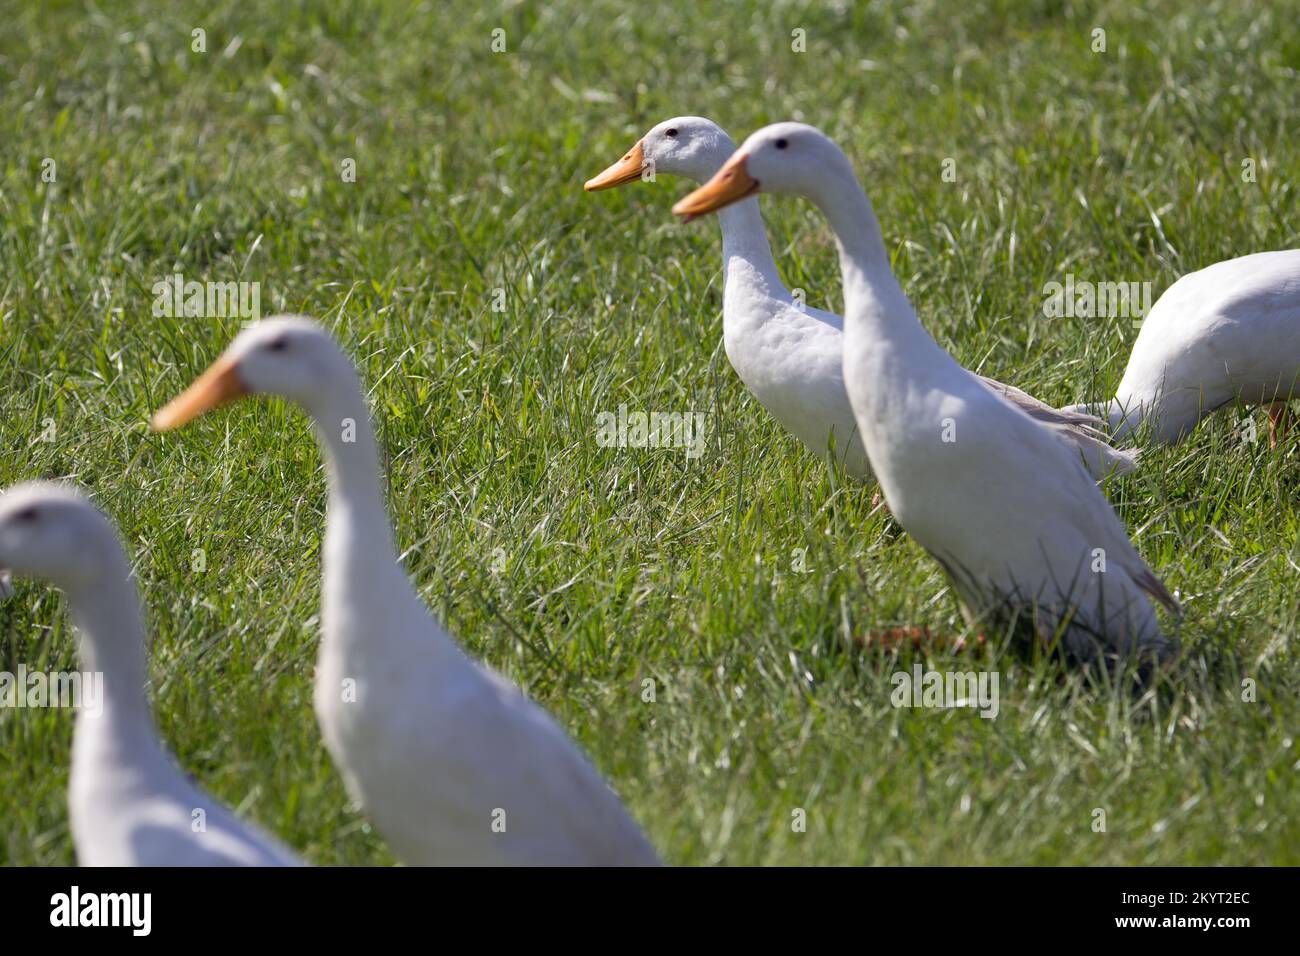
[585,116,737,191]
[0,483,123,594]
[151,316,358,430]
[672,122,852,220]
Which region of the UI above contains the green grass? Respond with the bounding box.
[1,0,1298,865]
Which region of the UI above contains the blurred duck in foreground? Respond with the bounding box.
[151,316,661,866]
[674,124,1179,666]
[0,482,302,866]
[587,115,1135,481]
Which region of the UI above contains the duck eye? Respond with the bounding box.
[13,507,39,523]
[665,128,678,138]
[266,336,289,353]
[775,138,789,150]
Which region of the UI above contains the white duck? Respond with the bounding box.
[0,482,302,866]
[586,116,1134,481]
[151,317,660,866]
[674,125,1178,663]
[1064,250,1300,447]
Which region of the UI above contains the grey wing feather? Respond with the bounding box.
[978,375,1141,477]
[1130,565,1181,614]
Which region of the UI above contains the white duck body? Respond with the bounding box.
[1072,250,1300,444]
[154,319,660,866]
[0,484,301,866]
[315,391,657,864]
[588,117,1131,481]
[716,195,871,475]
[687,127,1177,661]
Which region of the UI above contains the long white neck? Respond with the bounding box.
[716,197,786,299]
[306,376,421,653]
[64,557,159,758]
[808,160,948,363]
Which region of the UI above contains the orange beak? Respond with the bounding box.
[672,154,759,221]
[150,353,248,432]
[584,140,647,191]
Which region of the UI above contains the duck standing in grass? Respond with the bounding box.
[151,317,661,866]
[586,115,1135,481]
[1064,249,1300,447]
[674,125,1178,664]
[0,482,302,866]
